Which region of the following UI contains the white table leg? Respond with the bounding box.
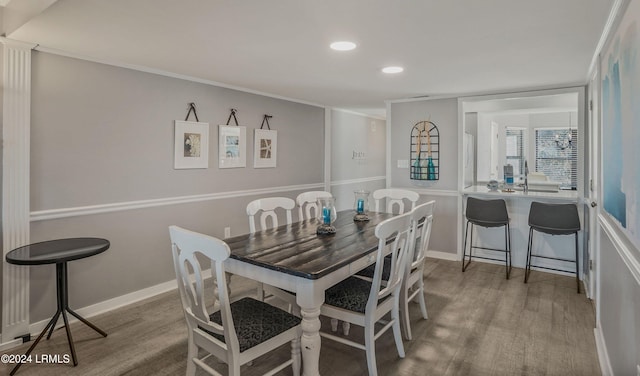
[297,281,324,376]
[300,306,321,376]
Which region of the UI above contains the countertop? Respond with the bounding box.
[462,185,579,202]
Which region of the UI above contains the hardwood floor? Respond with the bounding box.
[0,259,600,375]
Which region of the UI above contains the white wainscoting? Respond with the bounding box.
[594,325,614,376]
[599,214,640,286]
[597,214,640,376]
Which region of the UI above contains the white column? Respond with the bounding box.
[1,38,35,344]
[324,107,332,192]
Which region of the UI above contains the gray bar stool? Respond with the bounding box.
[524,201,581,293]
[462,197,512,279]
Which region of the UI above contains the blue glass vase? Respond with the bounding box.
[316,197,337,235]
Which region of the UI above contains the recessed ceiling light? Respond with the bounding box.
[330,41,357,51]
[382,66,404,74]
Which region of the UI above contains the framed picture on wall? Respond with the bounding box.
[218,125,247,168]
[254,129,277,168]
[174,120,209,169]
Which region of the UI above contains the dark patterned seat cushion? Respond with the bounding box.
[203,297,301,352]
[325,277,389,313]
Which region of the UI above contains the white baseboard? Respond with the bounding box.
[15,269,213,351]
[594,325,613,376]
[27,279,177,338]
[0,337,24,352]
[426,250,459,261]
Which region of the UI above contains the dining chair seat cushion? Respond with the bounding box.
[205,297,301,352]
[325,277,390,313]
[355,256,391,280]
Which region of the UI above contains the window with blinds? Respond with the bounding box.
[534,128,577,189]
[505,128,525,181]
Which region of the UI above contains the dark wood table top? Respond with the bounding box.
[225,211,392,280]
[6,238,110,266]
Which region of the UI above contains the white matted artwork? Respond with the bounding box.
[218,125,247,168]
[174,120,209,169]
[254,129,277,168]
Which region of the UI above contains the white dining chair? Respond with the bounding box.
[296,191,333,221]
[372,188,420,214]
[169,226,301,376]
[246,197,298,306]
[336,188,418,336]
[319,212,412,376]
[402,200,435,340]
[351,200,435,340]
[246,197,295,234]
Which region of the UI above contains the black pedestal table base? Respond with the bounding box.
[10,262,107,376]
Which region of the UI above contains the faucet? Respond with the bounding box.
[524,160,529,193]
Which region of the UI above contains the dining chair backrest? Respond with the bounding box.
[246,197,295,233]
[396,200,435,341]
[370,211,413,312]
[169,226,239,354]
[372,188,420,214]
[408,200,435,272]
[296,191,333,221]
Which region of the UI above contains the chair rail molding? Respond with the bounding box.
[1,38,37,345]
[30,182,325,221]
[330,176,386,187]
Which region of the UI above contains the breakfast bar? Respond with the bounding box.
[462,185,581,271]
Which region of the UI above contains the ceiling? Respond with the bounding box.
[2,0,615,117]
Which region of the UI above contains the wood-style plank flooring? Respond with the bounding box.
[0,259,600,375]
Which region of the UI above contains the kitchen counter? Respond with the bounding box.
[462,185,579,202]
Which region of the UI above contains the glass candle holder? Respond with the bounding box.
[316,197,337,235]
[353,190,370,222]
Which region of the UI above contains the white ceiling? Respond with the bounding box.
[3,0,615,117]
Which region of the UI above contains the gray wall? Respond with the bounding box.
[389,98,459,190]
[28,52,325,322]
[389,98,460,254]
[330,110,386,211]
[30,53,324,209]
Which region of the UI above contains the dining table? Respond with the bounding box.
[223,210,393,376]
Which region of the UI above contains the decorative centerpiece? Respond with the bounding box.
[353,190,370,222]
[316,197,337,235]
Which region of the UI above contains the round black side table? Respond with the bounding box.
[5,238,110,375]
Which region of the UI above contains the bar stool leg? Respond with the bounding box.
[462,221,472,272]
[524,227,533,283]
[504,224,511,279]
[575,233,580,294]
[508,223,512,277]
